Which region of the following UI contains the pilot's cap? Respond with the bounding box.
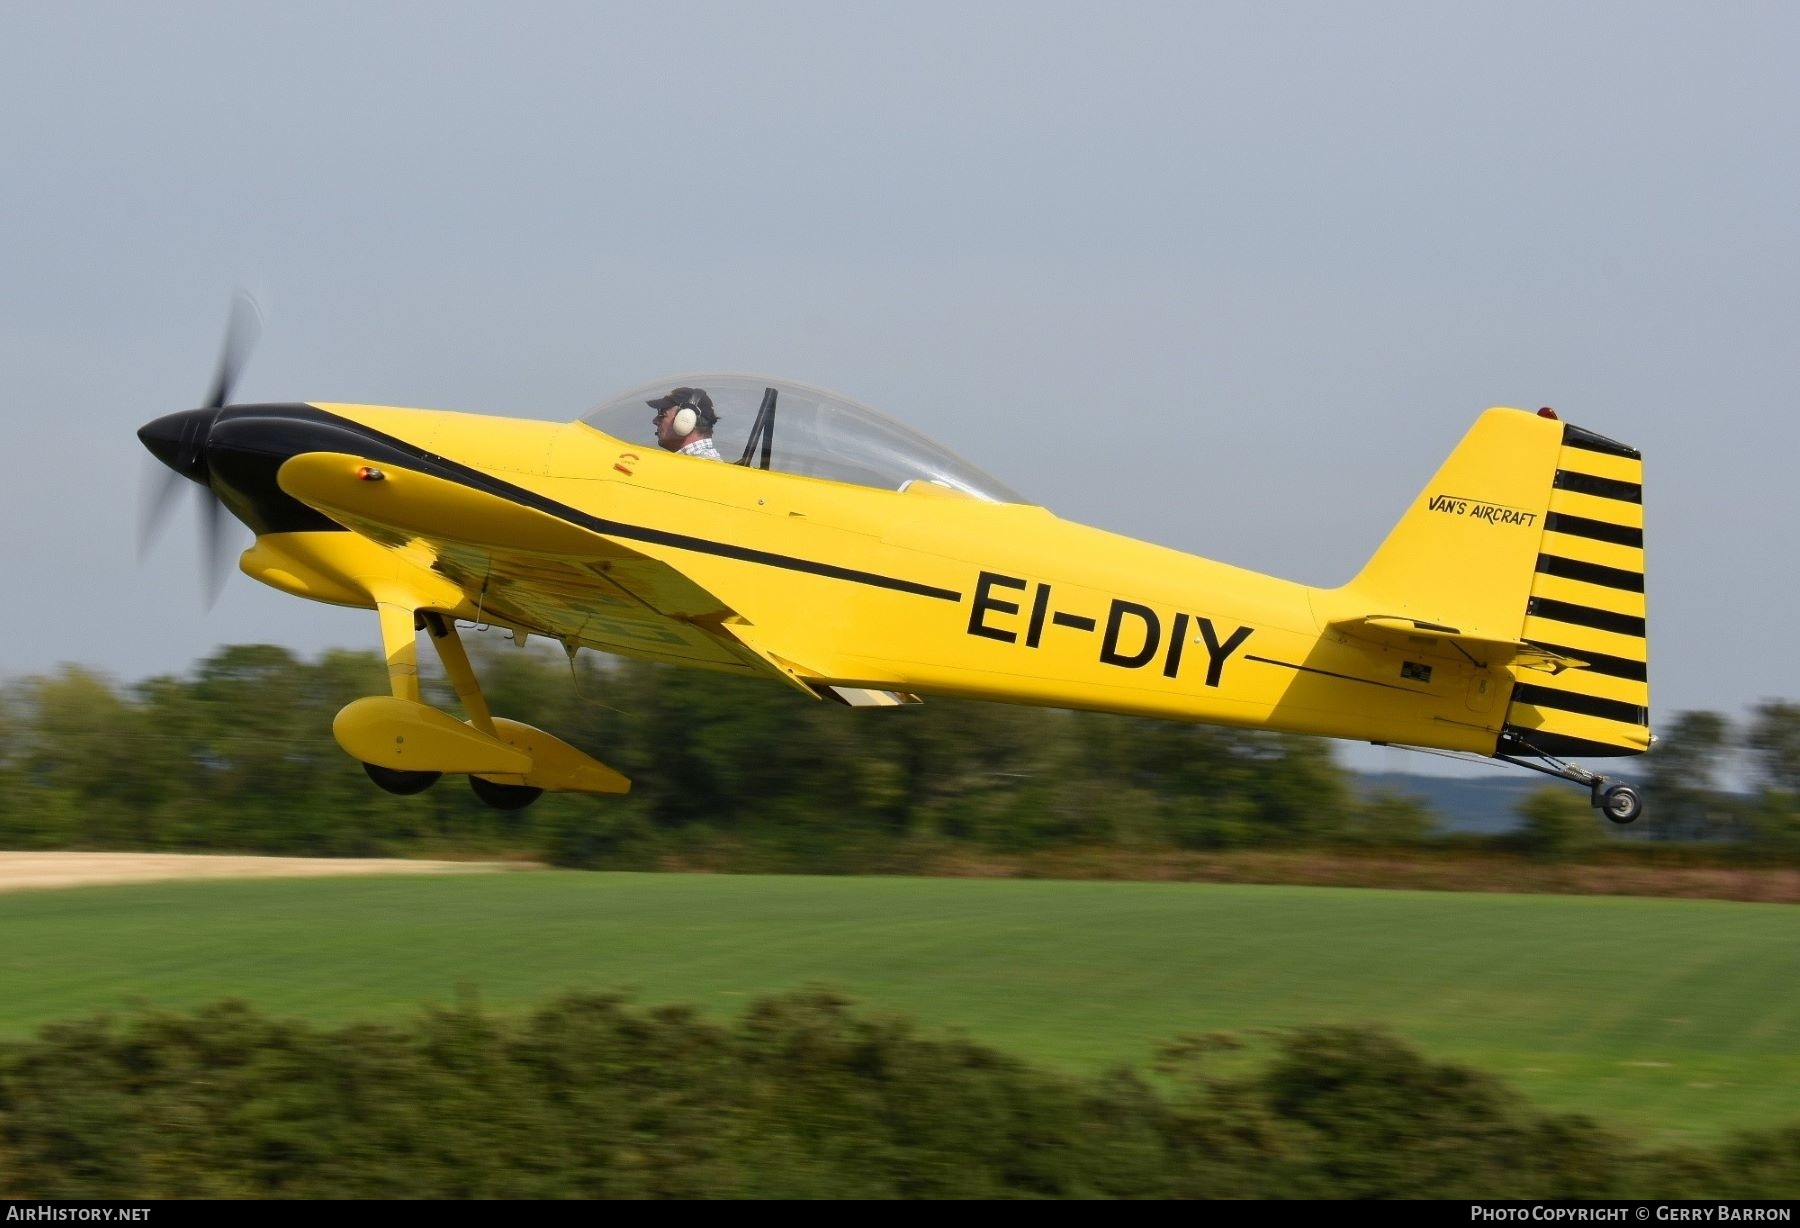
[646,387,717,427]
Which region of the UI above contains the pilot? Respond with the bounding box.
[648,387,721,460]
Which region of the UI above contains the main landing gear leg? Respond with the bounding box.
[1496,751,1644,825]
[376,599,423,703]
[421,613,543,811]
[421,612,495,737]
[359,598,443,796]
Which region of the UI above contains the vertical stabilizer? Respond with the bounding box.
[1341,408,1650,759]
[1346,408,1564,640]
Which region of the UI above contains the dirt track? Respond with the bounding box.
[0,852,522,894]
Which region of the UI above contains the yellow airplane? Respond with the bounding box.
[140,304,1651,821]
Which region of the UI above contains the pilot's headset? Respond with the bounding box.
[671,391,705,437]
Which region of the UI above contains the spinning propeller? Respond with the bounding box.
[138,292,263,606]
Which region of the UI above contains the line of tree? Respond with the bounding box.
[0,642,1794,865]
[1646,706,1800,847]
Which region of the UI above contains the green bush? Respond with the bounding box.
[0,993,1790,1199]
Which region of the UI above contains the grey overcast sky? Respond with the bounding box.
[2,2,1795,771]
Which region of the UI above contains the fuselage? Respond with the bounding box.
[143,399,1520,757]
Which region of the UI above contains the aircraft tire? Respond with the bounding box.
[470,776,544,811]
[363,763,442,795]
[1599,783,1643,825]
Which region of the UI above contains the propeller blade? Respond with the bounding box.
[137,461,184,559]
[198,482,235,609]
[139,292,261,601]
[202,291,263,409]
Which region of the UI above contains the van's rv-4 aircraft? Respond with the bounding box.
[140,306,1651,820]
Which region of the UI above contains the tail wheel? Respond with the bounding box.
[1599,783,1643,825]
[471,776,544,811]
[363,763,442,796]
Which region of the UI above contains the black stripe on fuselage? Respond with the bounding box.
[1543,512,1643,549]
[1535,553,1645,593]
[272,404,964,603]
[597,521,962,601]
[1244,655,1425,694]
[206,404,383,534]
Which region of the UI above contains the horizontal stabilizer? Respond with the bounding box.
[1330,615,1588,674]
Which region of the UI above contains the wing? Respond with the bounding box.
[277,451,839,687]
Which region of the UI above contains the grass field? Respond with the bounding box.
[1,870,1794,1148]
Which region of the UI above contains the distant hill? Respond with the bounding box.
[1352,771,1540,835]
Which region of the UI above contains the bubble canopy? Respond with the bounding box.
[580,373,1024,504]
